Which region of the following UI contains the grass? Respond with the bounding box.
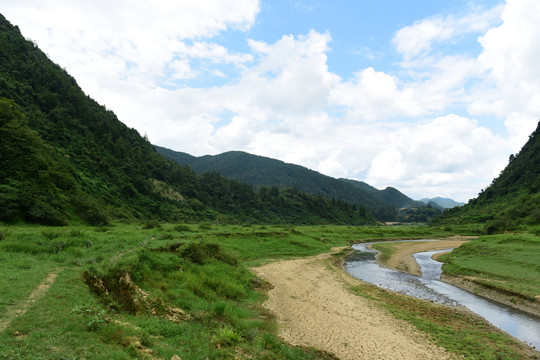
[346,278,534,360]
[442,232,540,301]
[370,242,397,262]
[0,223,536,359]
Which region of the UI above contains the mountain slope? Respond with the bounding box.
[155,147,435,221]
[0,13,372,226]
[436,121,540,231]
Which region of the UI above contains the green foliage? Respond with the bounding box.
[0,225,9,241]
[142,220,161,229]
[436,121,540,230]
[0,223,532,359]
[174,224,192,232]
[442,233,540,300]
[156,146,432,222]
[0,14,373,226]
[72,303,111,331]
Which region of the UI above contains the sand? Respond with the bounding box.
[372,236,473,276]
[253,249,457,360]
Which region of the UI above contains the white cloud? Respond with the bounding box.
[1,0,260,93]
[210,116,253,149]
[365,115,510,201]
[393,4,503,61]
[2,0,539,203]
[331,67,425,121]
[472,0,540,149]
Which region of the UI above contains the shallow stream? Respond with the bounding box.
[345,241,540,349]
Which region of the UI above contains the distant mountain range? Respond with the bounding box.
[155,146,442,222]
[419,197,465,209]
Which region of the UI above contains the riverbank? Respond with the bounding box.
[441,274,540,317]
[370,236,540,318]
[253,249,456,360]
[369,236,474,276]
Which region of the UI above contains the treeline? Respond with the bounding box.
[0,14,373,226]
[156,147,439,222]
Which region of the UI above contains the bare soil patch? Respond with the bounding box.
[253,251,457,360]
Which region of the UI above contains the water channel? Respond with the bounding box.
[345,241,540,349]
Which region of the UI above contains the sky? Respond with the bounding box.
[2,0,539,202]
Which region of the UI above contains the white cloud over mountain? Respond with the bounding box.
[1,0,538,202]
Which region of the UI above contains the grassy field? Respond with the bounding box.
[441,232,540,303]
[0,223,536,359]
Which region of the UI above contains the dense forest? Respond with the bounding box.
[0,14,373,226]
[435,121,540,232]
[155,147,440,222]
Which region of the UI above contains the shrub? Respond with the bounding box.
[72,303,110,331]
[142,220,161,229]
[0,226,9,241]
[212,326,242,347]
[180,242,237,266]
[174,224,192,232]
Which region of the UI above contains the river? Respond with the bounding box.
[345,241,540,349]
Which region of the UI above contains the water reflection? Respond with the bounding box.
[345,242,540,349]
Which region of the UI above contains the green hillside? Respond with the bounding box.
[436,121,540,232]
[0,14,372,226]
[155,147,439,222]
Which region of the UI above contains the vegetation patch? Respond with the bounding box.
[347,279,536,360]
[441,232,540,313]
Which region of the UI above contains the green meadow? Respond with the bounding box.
[441,232,540,302]
[0,223,537,359]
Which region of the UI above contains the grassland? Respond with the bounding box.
[0,223,537,359]
[440,232,540,315]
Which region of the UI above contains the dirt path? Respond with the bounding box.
[0,268,63,333]
[373,237,474,276]
[253,251,456,360]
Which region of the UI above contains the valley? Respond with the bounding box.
[1,8,539,360]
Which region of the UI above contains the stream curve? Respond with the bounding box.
[345,241,540,349]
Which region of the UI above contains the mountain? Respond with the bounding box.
[436,121,540,232]
[0,13,372,226]
[339,178,420,208]
[155,147,439,222]
[420,197,464,209]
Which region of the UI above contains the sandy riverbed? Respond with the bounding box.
[253,248,457,360]
[371,236,474,276]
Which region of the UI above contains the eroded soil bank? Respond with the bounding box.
[253,250,456,360]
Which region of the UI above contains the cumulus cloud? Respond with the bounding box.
[393,4,503,61]
[1,0,260,93]
[2,0,539,202]
[331,67,425,121]
[365,116,511,201]
[472,0,540,149]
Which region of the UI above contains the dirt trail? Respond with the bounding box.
[0,268,63,333]
[253,251,456,360]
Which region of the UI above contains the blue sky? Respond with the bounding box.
[2,0,539,201]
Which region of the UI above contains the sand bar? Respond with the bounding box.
[253,249,457,360]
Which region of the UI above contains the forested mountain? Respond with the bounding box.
[155,147,440,222]
[0,13,373,226]
[436,121,540,232]
[338,178,420,208]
